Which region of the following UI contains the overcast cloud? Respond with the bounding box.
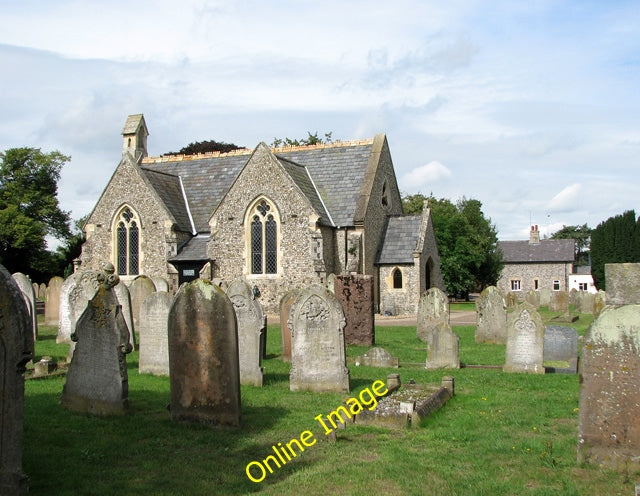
[1,0,638,243]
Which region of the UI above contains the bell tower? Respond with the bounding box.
[121,114,149,161]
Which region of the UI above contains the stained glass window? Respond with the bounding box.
[249,200,278,275]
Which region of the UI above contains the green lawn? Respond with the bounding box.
[23,311,637,496]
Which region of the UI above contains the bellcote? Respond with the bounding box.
[122,114,149,161]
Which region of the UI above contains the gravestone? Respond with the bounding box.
[593,290,606,317]
[289,285,350,393]
[580,291,595,315]
[44,276,64,326]
[0,265,33,496]
[129,275,156,330]
[503,302,545,374]
[152,276,169,293]
[416,287,448,344]
[543,325,578,373]
[326,273,335,294]
[32,282,39,299]
[138,291,172,376]
[12,272,37,341]
[333,274,375,346]
[525,289,540,309]
[505,292,519,308]
[539,288,551,307]
[578,304,640,471]
[549,291,569,313]
[39,282,47,300]
[57,272,82,344]
[227,279,265,387]
[425,321,460,370]
[168,278,241,427]
[605,263,640,305]
[569,288,579,307]
[355,347,399,368]
[61,271,132,415]
[112,281,136,350]
[279,290,300,362]
[475,286,507,344]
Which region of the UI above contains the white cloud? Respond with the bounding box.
[547,183,582,212]
[400,161,452,192]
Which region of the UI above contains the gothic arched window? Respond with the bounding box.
[392,267,403,289]
[248,199,279,275]
[114,206,140,276]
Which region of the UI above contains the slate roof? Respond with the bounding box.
[122,114,146,135]
[140,168,193,233]
[169,235,209,262]
[498,239,575,263]
[277,157,332,225]
[376,215,422,264]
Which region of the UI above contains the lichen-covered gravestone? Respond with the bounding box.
[289,285,350,393]
[580,291,595,315]
[417,287,448,344]
[605,263,640,305]
[503,302,545,374]
[279,290,300,362]
[539,288,551,307]
[475,286,507,344]
[593,290,606,317]
[168,279,241,427]
[549,290,569,313]
[227,278,265,387]
[525,289,540,309]
[138,291,172,376]
[543,325,578,373]
[0,265,33,496]
[334,274,375,346]
[152,276,169,293]
[11,272,37,341]
[44,275,64,326]
[57,272,82,344]
[61,271,132,415]
[129,275,156,330]
[425,321,460,370]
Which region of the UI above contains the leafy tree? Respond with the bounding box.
[164,139,244,156]
[55,215,88,278]
[550,224,591,266]
[271,132,333,148]
[402,193,503,297]
[0,147,71,280]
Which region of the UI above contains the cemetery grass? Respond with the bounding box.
[24,316,636,496]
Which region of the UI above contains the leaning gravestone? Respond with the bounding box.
[227,278,265,387]
[12,272,37,341]
[61,270,132,415]
[578,304,640,471]
[0,265,33,496]
[333,274,375,346]
[44,275,64,326]
[425,321,460,370]
[525,289,540,309]
[168,279,241,427]
[138,291,172,376]
[129,275,156,330]
[549,290,569,313]
[475,286,507,344]
[289,285,350,393]
[503,302,545,374]
[543,325,578,373]
[417,287,448,344]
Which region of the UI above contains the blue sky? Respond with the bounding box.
[1,0,638,243]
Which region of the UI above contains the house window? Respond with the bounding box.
[533,279,539,290]
[510,279,521,291]
[113,206,140,276]
[578,282,588,291]
[553,280,561,291]
[248,199,279,275]
[392,268,403,289]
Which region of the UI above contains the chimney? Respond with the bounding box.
[529,225,540,244]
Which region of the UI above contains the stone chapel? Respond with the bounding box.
[80,114,443,314]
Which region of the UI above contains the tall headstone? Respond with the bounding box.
[539,288,551,307]
[44,275,64,326]
[605,263,640,305]
[279,290,300,362]
[289,285,350,393]
[0,265,33,496]
[57,272,82,344]
[32,282,40,300]
[503,302,545,374]
[138,291,172,376]
[129,275,156,330]
[580,291,595,315]
[569,288,579,308]
[475,286,507,344]
[227,279,265,387]
[525,289,540,309]
[333,274,375,346]
[113,281,136,350]
[416,287,448,344]
[543,325,578,373]
[578,304,640,471]
[39,283,47,300]
[61,271,132,415]
[593,290,606,317]
[425,321,460,370]
[168,279,241,427]
[11,272,37,340]
[549,290,569,313]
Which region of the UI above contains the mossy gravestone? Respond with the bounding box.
[0,265,33,496]
[168,279,241,427]
[503,302,545,374]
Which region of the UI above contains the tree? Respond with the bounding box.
[550,224,591,266]
[271,132,333,148]
[164,139,244,156]
[0,147,71,280]
[402,193,503,297]
[54,215,88,278]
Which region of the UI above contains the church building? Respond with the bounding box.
[80,114,443,314]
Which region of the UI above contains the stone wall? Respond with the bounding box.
[498,262,572,298]
[378,264,420,315]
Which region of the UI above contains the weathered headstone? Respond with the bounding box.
[57,272,82,344]
[525,289,540,309]
[227,279,265,387]
[168,278,241,427]
[39,282,47,300]
[539,288,551,307]
[605,263,640,305]
[593,290,606,317]
[425,321,460,370]
[505,291,519,308]
[416,287,448,344]
[326,273,335,294]
[113,281,136,350]
[138,291,172,376]
[549,290,569,313]
[0,265,33,496]
[578,305,640,471]
[32,282,40,299]
[129,275,156,330]
[289,285,350,393]
[580,291,595,315]
[355,347,399,368]
[334,274,375,346]
[61,272,132,415]
[503,302,545,374]
[543,325,578,373]
[279,290,300,362]
[569,288,579,308]
[11,272,37,340]
[475,286,507,344]
[44,276,64,326]
[152,277,170,293]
